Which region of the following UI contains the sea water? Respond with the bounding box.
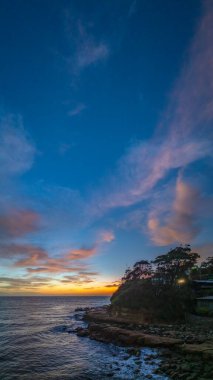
[0,296,168,379]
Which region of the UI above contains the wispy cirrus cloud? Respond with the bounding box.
[0,209,39,240]
[105,282,120,288]
[26,264,87,274]
[99,230,115,243]
[128,0,137,18]
[60,271,99,285]
[88,139,211,218]
[68,103,86,116]
[0,276,52,291]
[65,247,97,261]
[58,143,72,155]
[65,16,109,74]
[74,21,109,71]
[0,242,95,273]
[148,177,202,246]
[86,0,213,240]
[0,115,37,217]
[0,220,114,276]
[0,243,48,265]
[75,40,109,70]
[0,115,36,178]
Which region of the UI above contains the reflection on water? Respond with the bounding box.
[0,296,168,379]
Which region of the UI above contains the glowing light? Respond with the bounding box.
[177,278,186,285]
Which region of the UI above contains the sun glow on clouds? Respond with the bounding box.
[99,230,115,243]
[0,209,39,238]
[0,200,116,294]
[0,275,118,296]
[0,2,213,294]
[84,1,213,248]
[148,177,202,246]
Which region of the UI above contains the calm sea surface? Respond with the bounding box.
[0,296,168,380]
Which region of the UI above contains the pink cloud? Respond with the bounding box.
[14,246,49,267]
[65,247,97,260]
[0,276,52,290]
[0,243,47,259]
[193,242,213,260]
[61,271,99,285]
[100,230,115,243]
[148,177,202,246]
[26,264,87,274]
[163,0,213,140]
[0,242,97,274]
[86,1,213,219]
[0,209,39,239]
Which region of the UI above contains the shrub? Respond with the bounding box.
[111,279,194,321]
[196,307,211,316]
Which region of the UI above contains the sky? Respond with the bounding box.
[0,0,212,295]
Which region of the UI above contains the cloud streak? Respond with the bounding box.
[0,276,54,292]
[148,177,202,246]
[0,242,95,273]
[60,271,99,286]
[65,247,97,260]
[86,1,213,231]
[99,230,115,243]
[66,18,109,74]
[0,115,36,177]
[68,103,86,116]
[76,40,109,70]
[0,209,39,240]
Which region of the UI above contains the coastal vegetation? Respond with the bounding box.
[76,246,213,379]
[111,245,213,321]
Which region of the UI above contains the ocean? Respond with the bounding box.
[0,296,168,379]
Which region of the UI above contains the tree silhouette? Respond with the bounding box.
[152,245,199,287]
[122,260,152,282]
[200,256,213,278]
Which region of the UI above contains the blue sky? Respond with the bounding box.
[0,0,212,294]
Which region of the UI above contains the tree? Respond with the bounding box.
[111,245,200,321]
[200,256,213,278]
[121,260,153,282]
[152,245,199,287]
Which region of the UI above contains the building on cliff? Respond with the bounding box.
[192,280,213,315]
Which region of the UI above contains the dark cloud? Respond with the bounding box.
[61,271,99,285]
[0,276,51,290]
[105,283,120,288]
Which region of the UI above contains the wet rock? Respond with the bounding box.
[76,327,89,337]
[180,342,213,360]
[127,348,141,356]
[133,368,140,374]
[74,305,213,380]
[87,322,182,347]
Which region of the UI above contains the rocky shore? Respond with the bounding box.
[74,306,213,379]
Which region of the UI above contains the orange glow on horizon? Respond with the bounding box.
[0,284,119,296]
[38,285,118,296]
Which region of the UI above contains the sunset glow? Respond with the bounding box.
[0,0,212,296]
